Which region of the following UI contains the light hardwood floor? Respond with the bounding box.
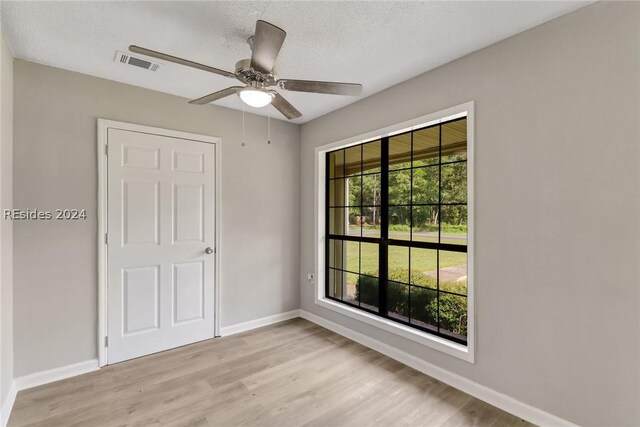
[10,319,533,427]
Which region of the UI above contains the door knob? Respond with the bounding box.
[205,247,214,254]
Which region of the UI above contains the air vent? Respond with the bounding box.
[114,51,160,72]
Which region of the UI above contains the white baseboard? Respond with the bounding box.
[0,381,17,427]
[220,309,300,336]
[299,310,577,427]
[14,359,99,392]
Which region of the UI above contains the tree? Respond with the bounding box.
[347,159,467,230]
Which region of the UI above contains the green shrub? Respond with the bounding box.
[439,279,466,295]
[387,268,426,285]
[356,275,379,307]
[387,281,408,316]
[437,291,467,335]
[355,268,467,337]
[408,286,436,324]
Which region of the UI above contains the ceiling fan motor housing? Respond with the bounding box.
[235,59,277,86]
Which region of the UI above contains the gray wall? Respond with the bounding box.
[13,60,301,377]
[0,26,14,412]
[300,2,640,426]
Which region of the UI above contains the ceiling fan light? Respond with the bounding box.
[239,88,272,108]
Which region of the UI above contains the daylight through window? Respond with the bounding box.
[325,117,468,345]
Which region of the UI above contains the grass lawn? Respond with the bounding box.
[344,229,467,282]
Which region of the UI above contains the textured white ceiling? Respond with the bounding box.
[1,1,589,123]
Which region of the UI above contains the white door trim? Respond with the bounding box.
[97,119,222,367]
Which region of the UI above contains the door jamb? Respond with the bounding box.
[97,119,222,367]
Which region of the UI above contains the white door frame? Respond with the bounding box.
[97,119,222,367]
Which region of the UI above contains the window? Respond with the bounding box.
[325,116,469,346]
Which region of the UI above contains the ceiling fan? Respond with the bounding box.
[129,20,363,120]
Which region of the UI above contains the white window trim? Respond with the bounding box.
[313,101,475,363]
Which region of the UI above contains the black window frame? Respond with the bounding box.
[325,116,468,346]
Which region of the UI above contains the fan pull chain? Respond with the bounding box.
[267,104,271,145]
[241,102,246,147]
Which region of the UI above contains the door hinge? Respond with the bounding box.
[105,233,108,244]
[105,144,108,155]
[104,336,108,347]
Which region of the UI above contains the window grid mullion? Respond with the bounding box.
[379,137,389,316]
[437,123,442,334]
[329,202,467,209]
[359,143,363,307]
[408,131,413,323]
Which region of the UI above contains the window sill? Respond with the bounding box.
[315,297,474,363]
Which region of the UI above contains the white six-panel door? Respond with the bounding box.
[107,128,216,364]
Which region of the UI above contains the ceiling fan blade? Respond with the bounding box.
[277,79,362,96]
[189,86,244,105]
[250,20,286,74]
[129,45,236,79]
[271,92,302,120]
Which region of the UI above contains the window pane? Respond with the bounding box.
[329,178,347,207]
[438,293,467,339]
[388,206,411,241]
[440,205,467,245]
[362,140,382,173]
[387,281,409,321]
[325,115,468,345]
[361,207,380,238]
[411,206,438,244]
[344,272,359,303]
[388,245,409,283]
[389,133,411,171]
[441,162,466,204]
[328,239,343,269]
[348,207,362,237]
[328,268,342,299]
[388,170,411,205]
[329,208,347,235]
[413,126,439,167]
[361,173,381,206]
[441,119,467,163]
[412,166,439,205]
[439,250,467,296]
[357,275,379,310]
[410,248,438,288]
[345,241,360,273]
[328,150,344,178]
[347,176,362,206]
[410,286,437,330]
[345,145,362,176]
[360,242,379,277]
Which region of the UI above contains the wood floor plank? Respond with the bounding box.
[9,319,534,427]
